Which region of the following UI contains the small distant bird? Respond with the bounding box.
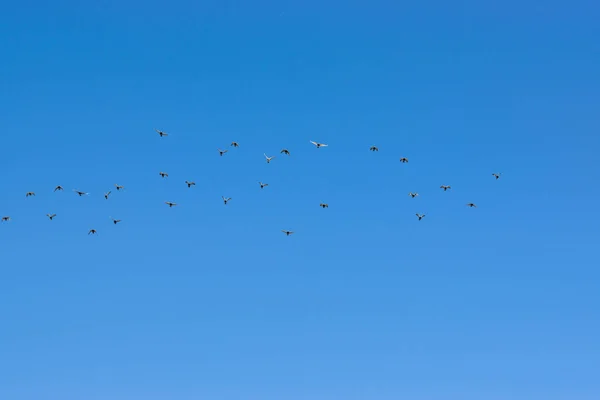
[466,203,477,208]
[46,213,56,220]
[492,173,501,180]
[440,185,451,191]
[165,201,177,207]
[1,216,10,222]
[264,153,275,163]
[281,230,294,236]
[370,146,379,151]
[399,157,409,163]
[416,213,425,221]
[320,203,329,208]
[73,190,89,196]
[25,192,35,197]
[110,217,121,225]
[88,229,97,235]
[231,141,239,147]
[115,184,124,191]
[280,149,290,155]
[159,172,168,178]
[310,140,328,148]
[222,196,231,205]
[104,191,111,199]
[155,129,168,137]
[185,181,195,188]
[409,192,419,198]
[259,182,269,189]
[54,185,64,192]
[218,148,228,156]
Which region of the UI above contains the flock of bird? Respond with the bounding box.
[1,129,503,235]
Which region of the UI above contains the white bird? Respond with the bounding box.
[155,129,168,137]
[73,189,89,196]
[416,213,425,221]
[282,230,294,236]
[115,184,124,191]
[46,213,56,220]
[222,196,231,205]
[259,182,269,189]
[264,153,275,163]
[310,140,328,148]
[165,201,177,207]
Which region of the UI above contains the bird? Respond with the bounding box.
[440,185,451,191]
[370,146,379,151]
[222,196,231,205]
[185,181,195,188]
[54,185,64,192]
[281,230,294,236]
[466,203,477,208]
[280,148,290,155]
[1,216,10,222]
[409,192,419,198]
[165,201,177,207]
[25,192,35,197]
[416,213,425,221]
[399,157,409,163]
[155,129,168,137]
[88,229,97,235]
[218,148,228,156]
[159,172,168,178]
[73,190,89,196]
[46,213,56,220]
[110,217,121,225]
[231,141,239,147]
[320,203,329,208]
[310,140,328,148]
[104,191,111,199]
[259,182,269,189]
[115,184,124,191]
[264,153,275,163]
[492,173,501,180]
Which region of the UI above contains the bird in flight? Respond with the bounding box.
[1,216,10,222]
[155,129,168,137]
[259,182,269,189]
[399,157,409,163]
[185,181,195,188]
[110,217,122,225]
[88,229,97,235]
[46,213,56,220]
[440,185,451,191]
[280,148,290,155]
[282,230,294,236]
[165,201,177,207]
[159,172,168,178]
[370,146,379,151]
[409,192,419,198]
[115,184,124,191]
[25,192,35,197]
[73,190,89,196]
[218,148,228,156]
[264,153,275,163]
[54,185,64,192]
[320,203,329,208]
[416,213,425,221]
[466,203,477,208]
[310,140,328,148]
[104,191,111,199]
[222,196,231,205]
[492,173,501,180]
[231,141,239,147]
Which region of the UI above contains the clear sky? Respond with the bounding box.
[1,1,599,399]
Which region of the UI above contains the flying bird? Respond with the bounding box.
[222,196,231,205]
[25,192,35,197]
[46,213,56,220]
[115,184,124,191]
[110,217,122,225]
[231,141,239,147]
[264,153,275,163]
[165,201,177,207]
[73,190,89,196]
[185,181,195,188]
[370,146,379,151]
[1,216,10,222]
[155,129,168,137]
[466,203,477,208]
[280,149,290,155]
[409,192,419,198]
[104,191,111,199]
[88,229,97,235]
[320,203,329,208]
[281,230,294,236]
[310,140,328,148]
[399,157,409,163]
[159,172,168,178]
[492,173,501,180]
[440,185,451,191]
[416,213,425,221]
[259,182,269,189]
[54,185,64,192]
[218,149,228,156]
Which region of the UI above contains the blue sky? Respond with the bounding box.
[1,1,599,399]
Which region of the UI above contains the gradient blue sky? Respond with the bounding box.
[1,1,599,399]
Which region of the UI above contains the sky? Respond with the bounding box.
[1,1,599,399]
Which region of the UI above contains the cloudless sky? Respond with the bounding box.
[1,1,599,399]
